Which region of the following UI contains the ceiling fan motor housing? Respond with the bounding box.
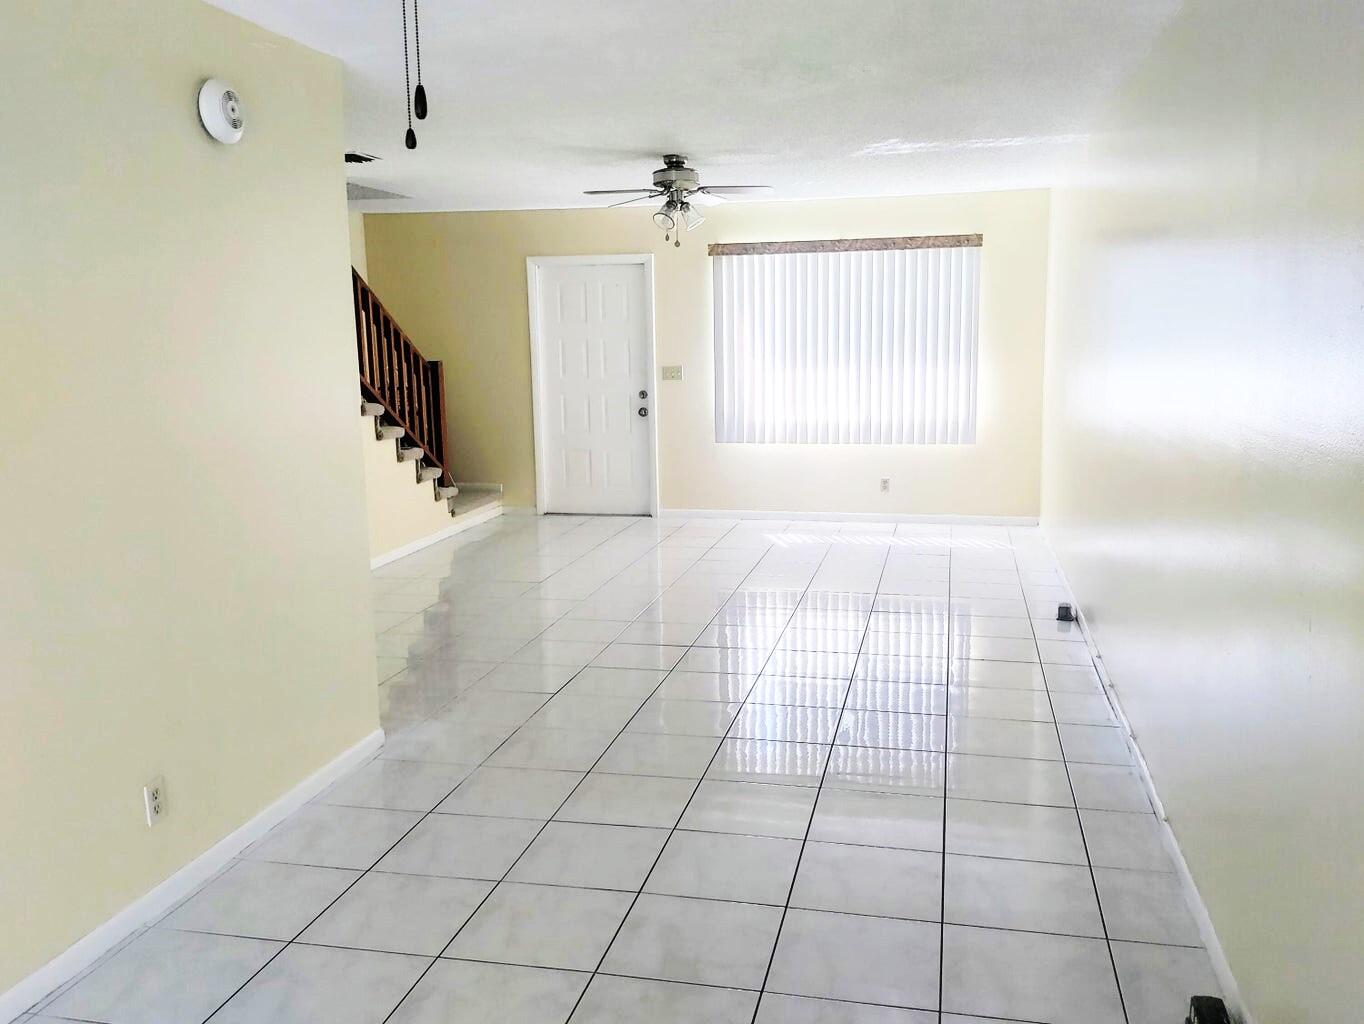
[653,155,700,193]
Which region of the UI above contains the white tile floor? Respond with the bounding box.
[20,514,1225,1024]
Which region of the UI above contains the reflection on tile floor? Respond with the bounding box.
[21,515,1224,1024]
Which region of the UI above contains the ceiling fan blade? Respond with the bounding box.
[583,188,658,195]
[689,191,726,207]
[607,192,663,208]
[699,185,773,195]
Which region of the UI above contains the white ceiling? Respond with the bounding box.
[209,0,1180,212]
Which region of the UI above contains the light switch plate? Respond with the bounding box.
[661,365,684,382]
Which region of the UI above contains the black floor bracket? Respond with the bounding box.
[1186,995,1232,1024]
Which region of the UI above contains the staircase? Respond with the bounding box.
[352,269,465,517]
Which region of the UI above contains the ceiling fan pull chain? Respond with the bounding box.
[412,0,428,120]
[402,0,417,148]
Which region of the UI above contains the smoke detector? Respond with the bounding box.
[197,79,244,144]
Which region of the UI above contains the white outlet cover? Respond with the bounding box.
[144,775,167,826]
[661,365,684,381]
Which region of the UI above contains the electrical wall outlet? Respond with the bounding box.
[880,477,890,493]
[661,365,684,381]
[143,775,167,827]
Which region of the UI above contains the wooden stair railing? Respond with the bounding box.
[352,268,452,488]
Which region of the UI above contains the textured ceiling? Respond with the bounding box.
[209,0,1181,212]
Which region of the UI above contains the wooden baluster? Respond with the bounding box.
[393,331,402,425]
[376,307,387,406]
[420,361,430,468]
[401,336,413,433]
[435,360,451,486]
[363,293,375,388]
[357,277,370,391]
[391,328,401,423]
[369,297,379,397]
[358,282,369,388]
[369,293,380,397]
[389,317,399,416]
[411,357,422,455]
[352,273,365,387]
[429,364,440,475]
[420,359,431,455]
[410,341,419,441]
[383,312,395,412]
[368,294,378,395]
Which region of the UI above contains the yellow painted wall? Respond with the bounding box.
[363,190,1050,516]
[1040,2,1364,1021]
[0,0,377,992]
[348,208,369,278]
[359,417,456,561]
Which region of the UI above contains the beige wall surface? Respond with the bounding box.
[348,208,369,278]
[1040,2,1364,1021]
[359,417,455,561]
[0,0,377,992]
[363,190,1049,516]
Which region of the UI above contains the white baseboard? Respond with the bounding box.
[1040,540,1250,1024]
[660,507,1039,526]
[1,729,385,1021]
[369,502,504,569]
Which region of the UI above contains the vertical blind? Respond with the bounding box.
[712,243,980,444]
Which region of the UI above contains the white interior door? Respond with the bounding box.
[532,260,654,515]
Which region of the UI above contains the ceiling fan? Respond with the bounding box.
[584,154,772,245]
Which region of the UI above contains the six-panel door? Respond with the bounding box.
[535,261,653,514]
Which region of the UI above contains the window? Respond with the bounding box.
[711,236,981,444]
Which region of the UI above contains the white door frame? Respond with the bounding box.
[526,254,660,517]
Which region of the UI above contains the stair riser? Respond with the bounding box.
[362,406,459,518]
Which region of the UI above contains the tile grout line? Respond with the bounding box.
[1009,530,1131,1024]
[371,518,754,1023]
[238,830,1177,878]
[745,538,892,1023]
[937,536,953,1024]
[381,515,656,718]
[162,907,1205,958]
[388,525,1141,1021]
[37,521,618,1018]
[380,514,611,621]
[48,522,1164,1024]
[194,516,700,1024]
[559,525,832,1022]
[32,516,717,1022]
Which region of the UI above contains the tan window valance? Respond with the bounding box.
[707,234,982,257]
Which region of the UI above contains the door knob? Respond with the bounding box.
[638,407,648,417]
[639,390,648,400]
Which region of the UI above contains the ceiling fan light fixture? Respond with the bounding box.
[680,202,705,231]
[653,199,678,232]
